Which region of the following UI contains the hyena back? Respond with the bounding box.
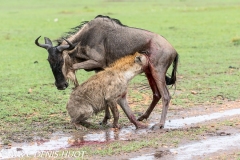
[66,52,148,129]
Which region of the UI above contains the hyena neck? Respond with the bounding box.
[108,53,142,81]
[122,64,142,82]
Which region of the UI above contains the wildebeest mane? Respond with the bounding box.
[55,15,127,45]
[55,21,89,45]
[95,15,127,27]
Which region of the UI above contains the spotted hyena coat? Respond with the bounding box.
[66,52,148,129]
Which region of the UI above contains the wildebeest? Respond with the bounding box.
[35,15,179,129]
[67,52,148,129]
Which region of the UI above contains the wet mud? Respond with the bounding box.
[171,133,240,160]
[129,133,240,160]
[1,106,240,159]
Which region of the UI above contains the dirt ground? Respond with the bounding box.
[1,98,240,160]
[88,100,240,160]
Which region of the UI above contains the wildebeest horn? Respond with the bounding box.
[56,38,76,52]
[44,37,53,46]
[63,38,74,49]
[35,36,52,50]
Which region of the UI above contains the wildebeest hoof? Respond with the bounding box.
[112,123,120,129]
[99,120,108,126]
[137,115,148,121]
[151,123,164,130]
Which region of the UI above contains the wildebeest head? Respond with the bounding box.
[35,36,75,90]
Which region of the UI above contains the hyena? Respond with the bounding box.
[66,52,148,129]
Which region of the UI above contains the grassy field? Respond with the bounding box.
[0,0,239,150]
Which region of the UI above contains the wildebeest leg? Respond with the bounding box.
[118,95,147,129]
[140,36,178,129]
[151,77,170,130]
[137,71,161,121]
[72,60,103,70]
[149,55,174,129]
[100,106,111,125]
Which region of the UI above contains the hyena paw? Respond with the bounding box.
[73,123,88,131]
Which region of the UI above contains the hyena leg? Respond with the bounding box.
[107,101,119,128]
[117,95,147,129]
[72,119,90,130]
[100,106,111,125]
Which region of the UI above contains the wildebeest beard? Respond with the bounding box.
[48,49,67,90]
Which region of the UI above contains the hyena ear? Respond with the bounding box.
[135,55,148,65]
[135,56,142,62]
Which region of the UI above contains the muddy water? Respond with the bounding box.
[171,133,240,160]
[1,108,240,159]
[0,133,71,159]
[166,108,240,129]
[129,134,240,160]
[130,153,155,160]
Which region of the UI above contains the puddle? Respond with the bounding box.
[1,108,240,159]
[81,125,148,142]
[171,133,240,160]
[129,134,240,160]
[0,127,150,159]
[129,153,155,160]
[165,108,240,129]
[0,133,71,159]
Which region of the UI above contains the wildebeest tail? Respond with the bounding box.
[166,53,179,85]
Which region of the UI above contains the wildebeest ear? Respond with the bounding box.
[44,37,53,46]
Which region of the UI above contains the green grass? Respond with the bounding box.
[0,0,240,146]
